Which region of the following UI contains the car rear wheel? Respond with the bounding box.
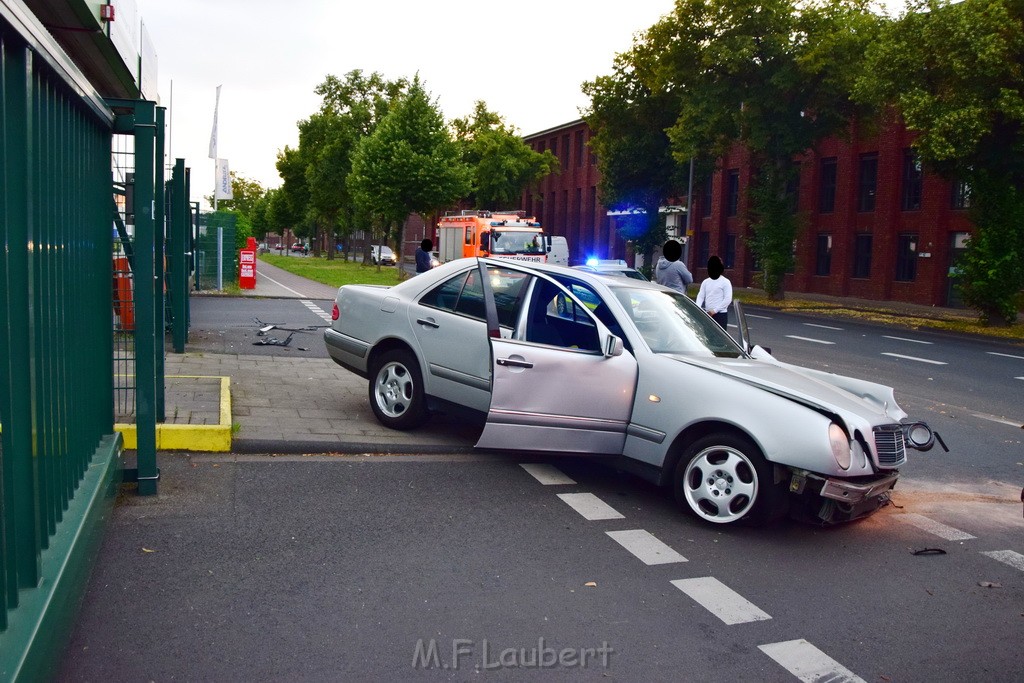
[369,349,427,430]
[673,433,787,525]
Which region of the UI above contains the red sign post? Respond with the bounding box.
[239,237,257,289]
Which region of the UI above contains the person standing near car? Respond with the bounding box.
[696,255,733,329]
[654,239,693,295]
[415,238,433,274]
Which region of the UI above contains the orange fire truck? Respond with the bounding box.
[436,210,551,264]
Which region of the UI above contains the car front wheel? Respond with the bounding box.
[673,433,787,525]
[368,349,426,430]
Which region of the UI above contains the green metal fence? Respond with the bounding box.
[195,210,237,290]
[1,7,123,680]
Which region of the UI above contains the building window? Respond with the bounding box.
[853,234,872,278]
[858,153,878,213]
[726,169,740,217]
[702,179,713,218]
[951,178,971,209]
[576,131,585,168]
[724,233,736,268]
[786,163,801,213]
[901,148,923,211]
[895,233,918,282]
[562,134,570,167]
[550,138,557,161]
[815,234,832,276]
[819,157,837,213]
[698,231,710,266]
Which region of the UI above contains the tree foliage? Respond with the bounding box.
[452,101,559,209]
[348,76,472,270]
[617,0,880,297]
[856,0,1024,323]
[582,48,685,264]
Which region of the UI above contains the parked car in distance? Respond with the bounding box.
[371,245,396,266]
[290,243,308,254]
[573,258,648,281]
[325,258,944,527]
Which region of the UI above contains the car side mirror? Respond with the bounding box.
[604,333,624,358]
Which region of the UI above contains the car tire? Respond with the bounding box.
[368,349,427,430]
[673,433,788,525]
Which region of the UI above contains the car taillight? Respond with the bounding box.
[331,303,339,321]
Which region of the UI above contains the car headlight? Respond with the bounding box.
[828,422,852,470]
[903,422,935,451]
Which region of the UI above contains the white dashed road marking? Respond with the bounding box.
[987,352,1024,360]
[670,577,771,625]
[759,639,865,683]
[882,335,933,344]
[1015,377,1024,381]
[785,335,836,345]
[746,313,773,319]
[803,322,843,330]
[301,299,332,322]
[982,550,1024,572]
[520,463,576,485]
[556,493,624,521]
[606,529,687,565]
[881,352,947,365]
[971,413,1023,428]
[899,513,975,541]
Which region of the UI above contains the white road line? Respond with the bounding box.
[971,413,1023,428]
[899,513,975,541]
[982,550,1024,572]
[670,577,771,625]
[987,352,1024,361]
[759,639,865,683]
[301,300,332,321]
[556,493,624,521]
[519,463,576,485]
[606,530,687,565]
[881,352,947,365]
[260,272,309,297]
[1016,377,1024,381]
[786,335,836,345]
[882,335,933,344]
[746,313,773,319]
[803,322,843,330]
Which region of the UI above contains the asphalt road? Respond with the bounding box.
[60,296,1023,681]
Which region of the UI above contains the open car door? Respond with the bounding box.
[474,261,637,454]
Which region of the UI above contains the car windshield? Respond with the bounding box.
[612,287,744,358]
[490,230,546,255]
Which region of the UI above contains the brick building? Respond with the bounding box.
[520,118,974,307]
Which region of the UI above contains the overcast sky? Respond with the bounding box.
[135,0,682,204]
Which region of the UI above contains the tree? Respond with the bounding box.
[452,101,559,209]
[856,0,1024,324]
[348,76,472,272]
[632,0,880,298]
[583,50,686,268]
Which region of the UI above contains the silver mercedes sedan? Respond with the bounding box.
[325,258,942,526]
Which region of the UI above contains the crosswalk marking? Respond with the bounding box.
[759,639,865,683]
[899,513,975,541]
[982,550,1024,572]
[670,576,771,625]
[520,463,576,485]
[556,493,624,521]
[606,529,686,565]
[301,299,332,321]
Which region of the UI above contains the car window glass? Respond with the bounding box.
[455,269,487,320]
[523,280,600,352]
[614,288,742,357]
[420,272,469,313]
[485,265,530,328]
[553,277,632,353]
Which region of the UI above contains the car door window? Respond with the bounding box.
[420,272,468,313]
[486,265,530,328]
[523,280,600,352]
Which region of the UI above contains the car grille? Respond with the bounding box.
[872,425,907,468]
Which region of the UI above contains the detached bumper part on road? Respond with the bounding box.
[789,470,900,524]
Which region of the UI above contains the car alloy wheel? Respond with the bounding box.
[368,349,426,430]
[674,433,785,525]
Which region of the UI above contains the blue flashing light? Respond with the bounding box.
[586,257,600,267]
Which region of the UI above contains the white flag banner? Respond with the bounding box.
[208,85,221,159]
[215,158,233,200]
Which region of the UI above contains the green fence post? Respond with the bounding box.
[171,159,188,352]
[154,106,166,421]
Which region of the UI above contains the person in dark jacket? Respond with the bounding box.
[415,238,433,274]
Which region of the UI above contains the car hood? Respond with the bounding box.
[667,352,907,425]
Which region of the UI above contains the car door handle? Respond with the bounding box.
[416,317,440,329]
[497,357,533,369]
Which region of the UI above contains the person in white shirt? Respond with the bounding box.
[695,255,732,330]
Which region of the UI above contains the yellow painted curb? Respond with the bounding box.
[115,376,232,452]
